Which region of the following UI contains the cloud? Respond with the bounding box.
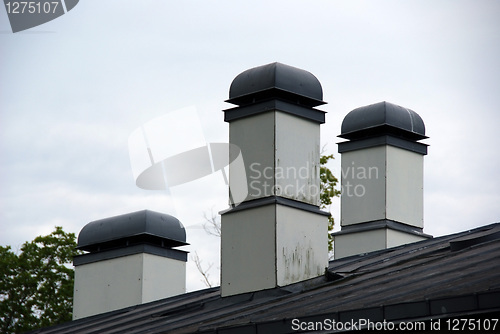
[1,1,499,294]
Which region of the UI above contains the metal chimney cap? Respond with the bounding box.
[339,101,427,141]
[77,210,188,252]
[227,62,325,107]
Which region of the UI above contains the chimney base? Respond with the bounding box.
[333,220,432,259]
[221,198,328,297]
[73,251,186,319]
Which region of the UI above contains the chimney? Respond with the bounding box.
[220,62,330,297]
[333,101,432,259]
[72,210,188,319]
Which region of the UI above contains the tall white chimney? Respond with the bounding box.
[72,210,188,319]
[333,101,432,259]
[220,62,329,297]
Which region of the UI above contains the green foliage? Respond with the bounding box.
[0,227,82,334]
[319,154,341,252]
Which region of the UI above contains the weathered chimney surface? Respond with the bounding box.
[72,210,188,319]
[221,63,329,297]
[333,101,432,259]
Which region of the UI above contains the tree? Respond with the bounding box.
[194,154,340,286]
[319,154,341,252]
[192,251,214,288]
[0,226,82,334]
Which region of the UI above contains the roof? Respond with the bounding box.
[77,210,188,252]
[339,101,427,141]
[31,222,500,334]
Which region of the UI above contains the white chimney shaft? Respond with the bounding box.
[220,63,329,297]
[333,101,432,259]
[72,210,188,319]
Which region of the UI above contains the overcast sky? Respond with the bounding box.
[1,0,499,292]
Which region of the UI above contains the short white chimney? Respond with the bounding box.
[72,210,188,319]
[333,101,432,259]
[220,62,329,297]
